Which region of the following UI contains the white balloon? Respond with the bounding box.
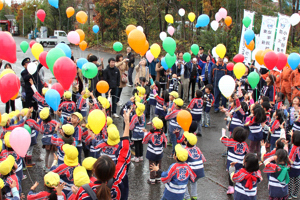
[159,32,167,41]
[210,20,219,31]
[218,75,235,98]
[137,26,144,33]
[290,13,300,26]
[27,62,37,75]
[178,8,185,17]
[212,47,218,58]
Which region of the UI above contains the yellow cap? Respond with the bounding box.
[21,108,29,117]
[82,157,97,171]
[184,132,197,146]
[42,87,49,95]
[152,117,163,129]
[62,124,75,136]
[97,96,110,109]
[169,91,179,99]
[108,124,117,129]
[83,88,90,99]
[137,86,146,97]
[71,112,83,122]
[40,108,50,120]
[44,172,60,187]
[8,110,19,120]
[106,116,113,126]
[73,166,90,187]
[175,144,188,162]
[0,113,9,126]
[0,178,4,189]
[174,98,184,107]
[62,144,79,166]
[4,132,11,148]
[107,126,120,146]
[0,155,15,175]
[64,91,72,99]
[136,103,145,117]
[0,140,2,152]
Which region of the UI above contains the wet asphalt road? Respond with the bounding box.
[3,37,270,200]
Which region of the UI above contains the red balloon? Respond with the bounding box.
[37,9,46,22]
[29,41,36,48]
[39,51,48,69]
[227,62,234,71]
[51,83,64,97]
[0,73,20,103]
[53,57,77,90]
[0,31,16,63]
[264,51,278,70]
[276,53,287,70]
[233,54,245,63]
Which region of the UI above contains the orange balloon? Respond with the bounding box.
[79,41,87,51]
[76,11,88,24]
[0,1,3,11]
[96,81,109,94]
[245,40,255,51]
[128,29,146,54]
[126,25,136,36]
[139,40,149,56]
[176,110,192,132]
[11,92,18,100]
[66,7,75,18]
[262,49,272,65]
[286,54,290,67]
[76,29,85,42]
[224,16,232,26]
[255,50,264,65]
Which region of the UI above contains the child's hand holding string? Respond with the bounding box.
[55,182,66,196]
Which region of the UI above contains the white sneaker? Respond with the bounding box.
[131,157,139,163]
[113,113,119,118]
[139,157,143,161]
[127,84,133,87]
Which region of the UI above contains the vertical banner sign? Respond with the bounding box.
[256,15,278,50]
[274,13,291,54]
[239,10,255,64]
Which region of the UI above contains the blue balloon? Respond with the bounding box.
[244,29,255,45]
[77,58,88,69]
[45,89,61,111]
[288,53,300,70]
[48,0,58,8]
[195,14,210,28]
[55,43,71,58]
[161,57,168,70]
[93,25,99,34]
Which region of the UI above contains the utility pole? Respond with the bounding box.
[20,8,24,36]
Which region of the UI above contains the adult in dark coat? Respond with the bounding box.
[127,47,135,86]
[20,58,44,118]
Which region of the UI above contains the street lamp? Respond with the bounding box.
[20,8,24,36]
[33,5,37,29]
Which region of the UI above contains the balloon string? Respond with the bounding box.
[22,158,35,185]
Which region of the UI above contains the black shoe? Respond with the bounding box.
[196,133,202,137]
[214,109,219,113]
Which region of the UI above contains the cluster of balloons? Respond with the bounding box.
[126,25,148,56]
[211,8,232,31]
[254,49,289,70]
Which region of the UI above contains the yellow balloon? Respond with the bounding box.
[150,43,161,58]
[215,44,226,59]
[66,7,75,18]
[165,14,174,24]
[0,0,3,11]
[0,69,15,79]
[4,31,11,36]
[76,11,88,24]
[31,43,44,60]
[188,12,196,22]
[88,109,106,134]
[233,62,246,79]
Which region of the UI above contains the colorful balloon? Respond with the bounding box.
[0,0,3,10]
[178,8,185,17]
[167,26,175,36]
[191,44,199,56]
[264,51,278,70]
[27,62,37,75]
[150,43,161,58]
[48,0,58,8]
[37,9,46,22]
[219,75,235,98]
[29,40,36,48]
[31,43,44,60]
[227,62,234,71]
[88,109,106,134]
[136,26,144,33]
[255,50,264,65]
[67,31,80,45]
[128,29,146,54]
[79,41,87,51]
[183,52,191,62]
[215,44,226,59]
[66,7,75,18]
[82,63,98,79]
[10,127,31,157]
[210,20,219,31]
[146,50,154,63]
[247,71,260,89]
[165,53,177,68]
[188,12,196,22]
[20,41,29,53]
[276,53,287,70]
[165,14,174,23]
[245,40,255,51]
[0,73,20,103]
[55,43,71,58]
[93,25,99,33]
[159,32,167,41]
[76,11,88,24]
[224,16,232,26]
[139,40,149,56]
[46,48,66,74]
[244,29,254,45]
[75,29,85,42]
[76,58,88,69]
[161,57,168,70]
[218,8,227,19]
[0,31,16,63]
[215,12,221,22]
[196,14,210,28]
[290,13,300,26]
[162,37,176,56]
[113,42,123,52]
[233,54,245,63]
[51,83,64,97]
[243,16,251,28]
[96,81,109,94]
[176,110,192,132]
[45,89,60,111]
[53,57,77,90]
[126,25,136,36]
[0,69,15,79]
[24,124,31,134]
[233,62,246,79]
[39,51,48,69]
[288,53,300,70]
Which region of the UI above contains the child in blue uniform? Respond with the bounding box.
[202,84,214,127]
[269,110,284,150]
[187,90,203,136]
[288,131,300,198]
[150,144,196,200]
[76,89,90,119]
[58,91,76,121]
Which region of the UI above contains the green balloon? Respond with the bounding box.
[247,71,259,89]
[183,52,191,62]
[113,42,123,52]
[165,53,177,68]
[191,44,199,56]
[46,48,66,74]
[162,37,176,56]
[82,62,98,79]
[24,124,31,135]
[242,16,251,28]
[20,41,29,53]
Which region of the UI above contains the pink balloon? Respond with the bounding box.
[146,50,154,63]
[51,83,64,97]
[29,40,36,48]
[37,9,46,22]
[215,12,222,22]
[0,31,16,63]
[67,31,80,45]
[167,26,175,36]
[53,57,77,90]
[9,127,31,157]
[39,51,48,69]
[276,53,287,70]
[218,7,227,19]
[0,73,20,103]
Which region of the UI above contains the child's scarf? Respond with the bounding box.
[277,164,290,184]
